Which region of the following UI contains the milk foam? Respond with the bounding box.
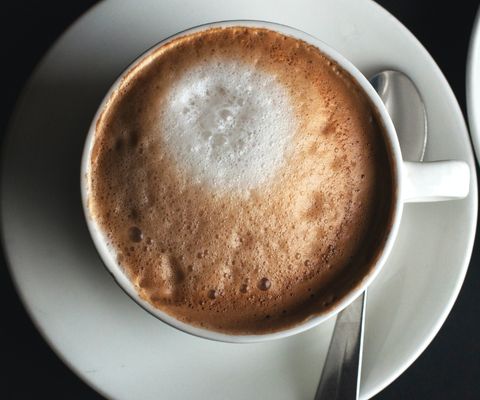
[162,60,296,191]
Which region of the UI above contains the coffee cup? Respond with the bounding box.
[81,20,469,343]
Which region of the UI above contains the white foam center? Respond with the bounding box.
[161,60,296,191]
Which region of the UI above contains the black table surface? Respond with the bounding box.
[2,1,479,399]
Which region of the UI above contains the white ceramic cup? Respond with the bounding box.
[81,20,470,343]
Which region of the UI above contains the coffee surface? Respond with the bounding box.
[88,26,393,334]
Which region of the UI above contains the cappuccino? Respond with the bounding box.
[88,26,393,334]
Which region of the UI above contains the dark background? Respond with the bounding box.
[2,1,479,398]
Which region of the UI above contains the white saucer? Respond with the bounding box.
[2,0,477,399]
[468,7,480,162]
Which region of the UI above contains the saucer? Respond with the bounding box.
[467,6,480,162]
[2,0,477,399]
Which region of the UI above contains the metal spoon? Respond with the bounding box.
[371,71,427,162]
[314,70,427,400]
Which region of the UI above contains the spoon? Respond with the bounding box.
[314,70,427,400]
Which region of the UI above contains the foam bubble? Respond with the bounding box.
[162,60,297,191]
[128,226,143,242]
[258,277,271,291]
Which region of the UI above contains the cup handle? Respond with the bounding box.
[402,161,470,203]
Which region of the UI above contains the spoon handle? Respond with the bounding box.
[314,292,366,400]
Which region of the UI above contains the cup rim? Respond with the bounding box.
[80,19,404,343]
